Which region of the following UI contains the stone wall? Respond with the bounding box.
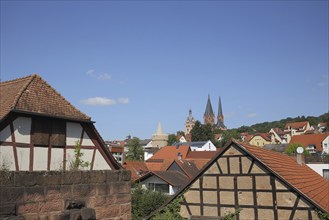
[0,170,131,220]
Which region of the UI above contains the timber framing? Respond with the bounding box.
[146,140,329,220]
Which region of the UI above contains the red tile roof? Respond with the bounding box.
[110,146,124,153]
[240,141,329,212]
[123,161,149,181]
[186,151,217,159]
[0,74,90,121]
[147,145,190,161]
[285,121,309,130]
[290,133,329,152]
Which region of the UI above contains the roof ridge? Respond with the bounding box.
[34,75,91,120]
[12,74,36,110]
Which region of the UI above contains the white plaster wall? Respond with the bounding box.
[82,132,94,146]
[93,150,111,170]
[50,148,64,170]
[79,149,93,170]
[17,147,30,171]
[33,147,48,171]
[13,117,31,144]
[191,140,216,151]
[66,122,82,146]
[322,136,329,154]
[142,175,166,185]
[0,146,15,170]
[66,148,76,169]
[0,125,12,142]
[144,152,154,161]
[307,164,329,177]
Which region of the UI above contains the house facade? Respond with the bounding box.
[148,140,329,219]
[0,74,120,171]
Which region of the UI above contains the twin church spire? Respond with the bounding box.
[185,95,226,134]
[204,94,226,130]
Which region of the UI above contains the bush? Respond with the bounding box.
[132,184,168,220]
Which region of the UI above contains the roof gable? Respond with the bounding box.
[147,145,190,161]
[148,140,329,218]
[0,74,90,121]
[285,121,309,130]
[290,133,329,152]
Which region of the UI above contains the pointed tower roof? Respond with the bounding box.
[204,94,214,117]
[217,96,223,118]
[156,122,164,135]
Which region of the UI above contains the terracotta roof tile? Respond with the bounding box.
[123,161,149,181]
[285,121,309,130]
[0,74,90,121]
[240,141,329,212]
[147,145,190,161]
[290,133,329,152]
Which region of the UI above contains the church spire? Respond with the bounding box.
[216,96,227,130]
[204,94,214,117]
[204,94,215,126]
[218,96,223,119]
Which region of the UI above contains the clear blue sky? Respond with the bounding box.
[1,1,328,140]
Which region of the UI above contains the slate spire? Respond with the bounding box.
[204,94,214,117]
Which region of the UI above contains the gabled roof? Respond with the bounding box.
[270,127,284,135]
[148,140,329,218]
[241,141,329,212]
[0,74,91,121]
[285,121,309,130]
[253,132,272,141]
[146,145,190,161]
[123,161,149,181]
[136,170,190,187]
[290,133,329,152]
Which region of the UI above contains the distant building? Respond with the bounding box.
[203,95,226,130]
[284,121,311,136]
[151,122,168,148]
[184,109,195,134]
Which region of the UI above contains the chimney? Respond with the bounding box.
[296,153,303,165]
[177,152,182,160]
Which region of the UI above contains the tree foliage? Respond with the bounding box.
[190,121,214,142]
[132,184,168,220]
[152,196,184,220]
[167,134,177,146]
[126,137,144,161]
[284,142,309,156]
[217,130,241,148]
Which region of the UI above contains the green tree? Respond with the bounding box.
[285,142,309,156]
[126,137,144,161]
[167,134,177,146]
[218,130,241,148]
[132,184,168,220]
[190,121,214,142]
[152,197,184,220]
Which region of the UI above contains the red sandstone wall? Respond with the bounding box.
[0,170,131,220]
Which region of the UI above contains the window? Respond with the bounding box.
[323,169,329,180]
[33,118,66,147]
[148,183,169,194]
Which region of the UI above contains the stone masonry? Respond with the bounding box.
[0,170,131,220]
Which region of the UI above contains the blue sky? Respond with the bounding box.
[1,1,328,140]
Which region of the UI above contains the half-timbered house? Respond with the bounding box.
[0,74,120,171]
[148,140,329,219]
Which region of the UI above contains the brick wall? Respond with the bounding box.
[0,170,131,220]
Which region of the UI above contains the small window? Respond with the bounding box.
[148,183,169,194]
[323,169,329,180]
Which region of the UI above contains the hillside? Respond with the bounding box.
[232,112,328,134]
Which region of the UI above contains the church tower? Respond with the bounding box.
[215,96,227,130]
[203,94,215,126]
[151,122,168,148]
[185,109,195,134]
